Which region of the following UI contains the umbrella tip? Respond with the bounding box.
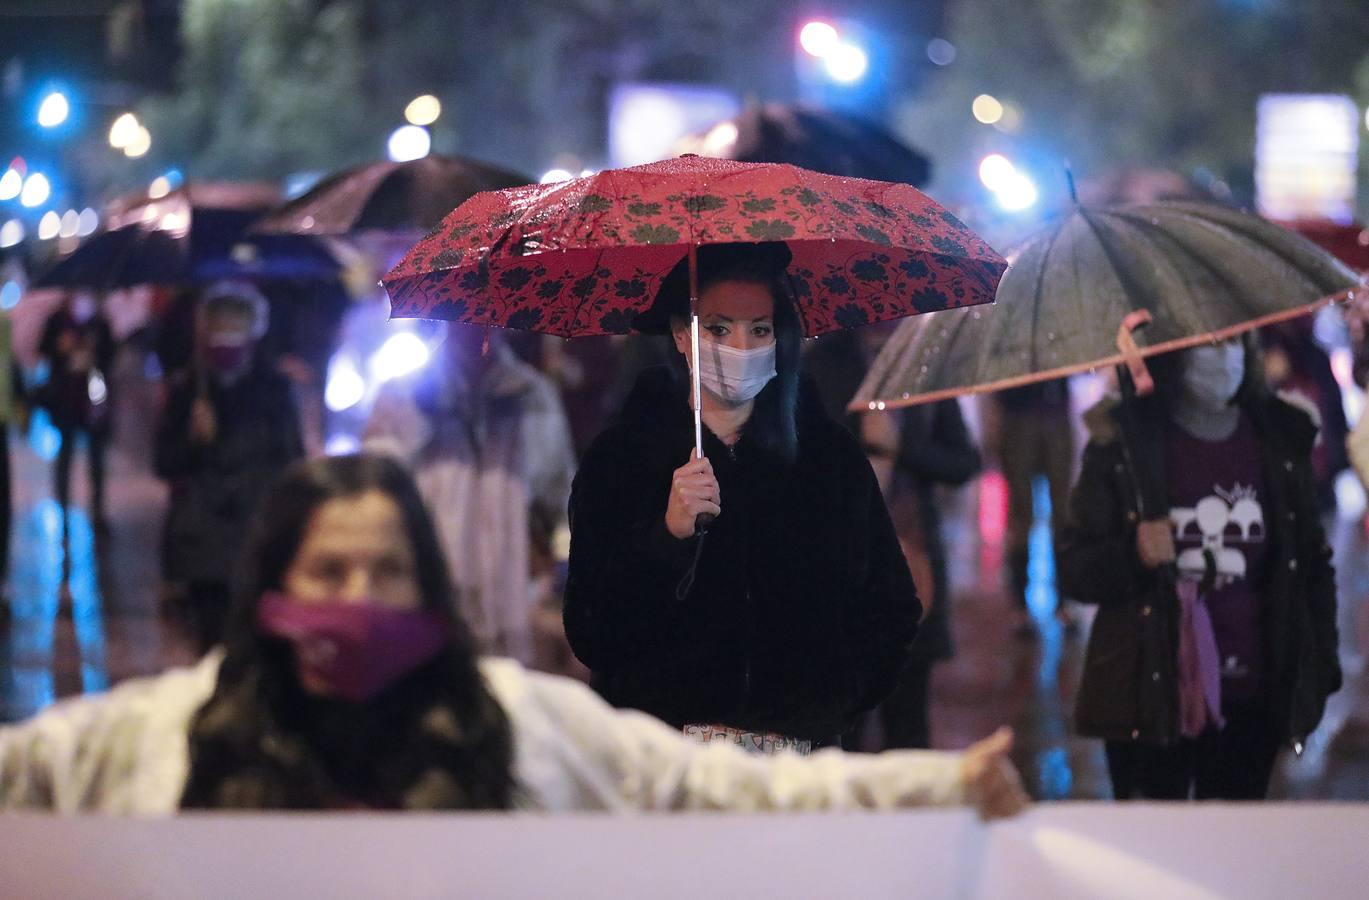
[1064,164,1079,205]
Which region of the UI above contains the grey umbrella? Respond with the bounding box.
[851,200,1362,412]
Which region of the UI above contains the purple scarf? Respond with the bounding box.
[1176,578,1225,738]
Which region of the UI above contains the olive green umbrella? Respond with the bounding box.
[850,200,1362,412]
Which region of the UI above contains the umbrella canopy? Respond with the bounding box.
[251,154,530,236]
[851,200,1363,411]
[383,156,1005,338]
[677,103,932,187]
[33,184,339,289]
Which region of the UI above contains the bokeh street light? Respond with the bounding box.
[124,125,152,158]
[973,94,1005,125]
[799,22,840,58]
[37,211,61,240]
[37,92,70,128]
[978,154,1038,212]
[0,167,21,201]
[404,95,442,127]
[109,112,141,149]
[20,173,51,207]
[387,125,431,162]
[825,43,869,84]
[0,220,23,249]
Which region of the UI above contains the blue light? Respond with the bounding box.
[0,281,20,310]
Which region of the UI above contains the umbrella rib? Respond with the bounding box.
[1026,222,1066,373]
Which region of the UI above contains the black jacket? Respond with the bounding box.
[563,367,920,741]
[155,364,304,584]
[1058,392,1341,749]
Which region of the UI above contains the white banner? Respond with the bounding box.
[1,803,1365,899]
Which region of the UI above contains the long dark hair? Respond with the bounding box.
[180,454,515,810]
[651,242,802,463]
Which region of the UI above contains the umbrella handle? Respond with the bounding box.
[688,245,715,536]
[1115,310,1155,397]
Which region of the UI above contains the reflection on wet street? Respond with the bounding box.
[3,412,1367,802]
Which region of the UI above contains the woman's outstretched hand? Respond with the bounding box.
[960,726,1030,820]
[665,449,722,539]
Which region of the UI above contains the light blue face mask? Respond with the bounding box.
[1182,342,1245,409]
[695,341,777,404]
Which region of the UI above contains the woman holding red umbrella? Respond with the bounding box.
[563,242,921,753]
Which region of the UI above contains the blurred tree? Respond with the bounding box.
[898,0,1369,213]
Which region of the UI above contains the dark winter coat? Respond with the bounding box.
[563,366,921,741]
[155,363,303,585]
[1058,393,1341,749]
[36,309,116,432]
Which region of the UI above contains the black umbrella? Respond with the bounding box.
[33,185,339,289]
[678,103,932,187]
[250,154,530,236]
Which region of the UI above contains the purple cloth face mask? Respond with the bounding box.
[258,593,450,703]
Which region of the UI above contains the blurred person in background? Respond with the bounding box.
[1261,318,1349,511]
[36,289,116,535]
[1059,336,1340,800]
[364,324,576,666]
[155,281,303,651]
[564,244,920,755]
[805,325,982,751]
[0,453,1027,819]
[983,381,1076,637]
[0,307,28,623]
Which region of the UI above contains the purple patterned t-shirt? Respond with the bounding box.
[1165,415,1267,700]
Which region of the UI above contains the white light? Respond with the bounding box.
[0,220,23,249]
[0,281,19,309]
[0,169,21,201]
[59,209,80,238]
[405,94,442,127]
[76,208,99,236]
[37,92,69,128]
[87,371,108,406]
[20,173,51,208]
[123,125,151,158]
[1335,469,1367,521]
[37,211,61,240]
[157,209,190,235]
[800,22,840,58]
[369,332,430,383]
[973,94,1005,125]
[148,176,171,199]
[702,121,740,156]
[996,172,1040,212]
[927,38,957,66]
[579,168,596,177]
[109,112,139,149]
[540,168,574,184]
[978,154,1017,191]
[387,125,431,162]
[825,43,869,84]
[325,433,362,456]
[324,355,367,412]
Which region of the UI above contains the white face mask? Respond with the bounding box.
[1181,342,1245,409]
[692,341,777,405]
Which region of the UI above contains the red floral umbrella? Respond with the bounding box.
[383,156,1005,459]
[383,156,1005,337]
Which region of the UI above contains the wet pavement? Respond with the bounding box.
[2,372,1367,802]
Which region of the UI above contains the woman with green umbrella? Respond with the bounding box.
[1058,335,1340,800]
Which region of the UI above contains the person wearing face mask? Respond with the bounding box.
[1058,335,1341,801]
[564,243,922,754]
[155,281,304,651]
[0,454,1027,819]
[36,290,117,535]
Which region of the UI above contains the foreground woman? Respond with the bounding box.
[565,243,920,754]
[0,454,1024,817]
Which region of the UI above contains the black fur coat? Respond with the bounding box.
[563,367,920,741]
